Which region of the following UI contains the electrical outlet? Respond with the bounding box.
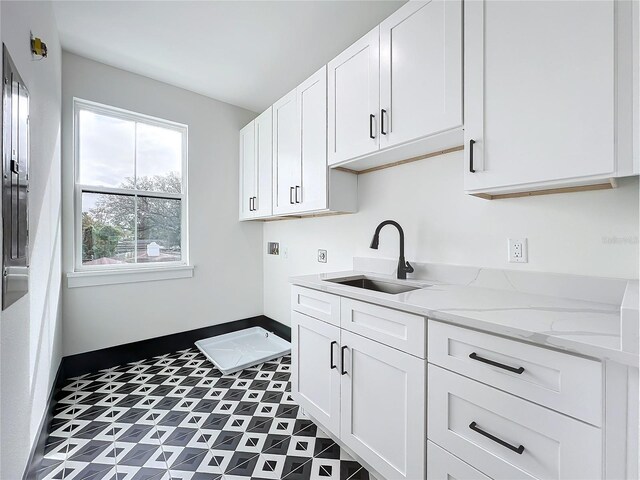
[318,249,327,263]
[508,238,528,263]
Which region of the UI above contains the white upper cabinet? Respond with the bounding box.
[272,89,300,215]
[296,66,329,213]
[464,0,631,196]
[328,1,464,171]
[273,66,357,216]
[254,108,273,218]
[328,27,380,166]
[238,121,256,220]
[239,108,272,220]
[379,0,462,149]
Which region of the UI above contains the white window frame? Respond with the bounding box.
[72,98,190,274]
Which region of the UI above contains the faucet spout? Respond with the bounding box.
[369,220,414,280]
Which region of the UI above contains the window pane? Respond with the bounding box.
[82,193,135,265]
[136,196,182,263]
[78,110,135,188]
[136,123,183,193]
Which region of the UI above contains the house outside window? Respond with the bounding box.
[74,99,188,271]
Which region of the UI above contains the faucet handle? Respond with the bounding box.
[405,261,414,274]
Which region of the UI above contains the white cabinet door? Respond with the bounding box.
[253,107,272,218]
[464,0,616,193]
[238,121,256,220]
[328,26,380,166]
[272,89,300,215]
[380,0,462,149]
[296,66,328,213]
[340,330,425,480]
[291,311,341,437]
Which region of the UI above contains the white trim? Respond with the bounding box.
[72,98,190,273]
[66,265,194,288]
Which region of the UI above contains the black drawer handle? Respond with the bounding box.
[330,341,337,370]
[289,186,294,204]
[381,109,387,135]
[369,114,375,139]
[469,139,476,173]
[295,185,301,204]
[469,352,525,374]
[341,346,348,375]
[469,421,525,455]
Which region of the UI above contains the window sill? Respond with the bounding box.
[66,265,194,288]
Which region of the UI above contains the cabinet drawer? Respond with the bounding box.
[427,441,490,480]
[341,298,425,357]
[291,286,340,326]
[428,365,602,480]
[428,321,602,426]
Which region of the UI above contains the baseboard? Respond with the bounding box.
[61,315,290,379]
[23,315,289,479]
[23,360,66,480]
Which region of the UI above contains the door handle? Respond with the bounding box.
[381,109,387,135]
[330,341,338,369]
[469,352,525,374]
[289,186,294,204]
[340,346,348,375]
[295,186,301,203]
[469,139,476,173]
[369,114,375,139]
[469,422,525,455]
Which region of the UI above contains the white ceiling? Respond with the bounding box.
[53,1,404,113]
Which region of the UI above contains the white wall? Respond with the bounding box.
[0,1,62,478]
[264,152,640,325]
[61,53,261,356]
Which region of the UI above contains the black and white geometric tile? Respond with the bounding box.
[32,349,370,480]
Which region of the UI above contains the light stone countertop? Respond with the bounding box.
[290,267,638,367]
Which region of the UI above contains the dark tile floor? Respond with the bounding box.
[33,349,369,480]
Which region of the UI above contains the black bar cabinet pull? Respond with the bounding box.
[295,186,301,203]
[469,139,476,173]
[252,197,257,211]
[469,422,525,455]
[330,341,337,369]
[469,352,525,374]
[381,109,387,135]
[369,114,375,139]
[248,197,252,211]
[340,346,348,375]
[289,186,294,204]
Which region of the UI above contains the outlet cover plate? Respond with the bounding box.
[508,238,528,263]
[318,249,327,263]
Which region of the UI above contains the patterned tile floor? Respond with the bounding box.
[33,349,370,480]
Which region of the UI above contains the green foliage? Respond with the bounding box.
[82,213,125,262]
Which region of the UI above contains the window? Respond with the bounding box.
[74,99,188,271]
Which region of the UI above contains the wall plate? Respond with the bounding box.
[318,249,327,263]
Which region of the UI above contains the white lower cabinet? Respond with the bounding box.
[340,329,426,480]
[292,288,610,480]
[290,289,426,480]
[427,441,490,480]
[428,364,602,480]
[291,311,341,437]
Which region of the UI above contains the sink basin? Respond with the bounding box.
[325,276,423,294]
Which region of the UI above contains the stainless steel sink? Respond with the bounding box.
[325,276,423,294]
